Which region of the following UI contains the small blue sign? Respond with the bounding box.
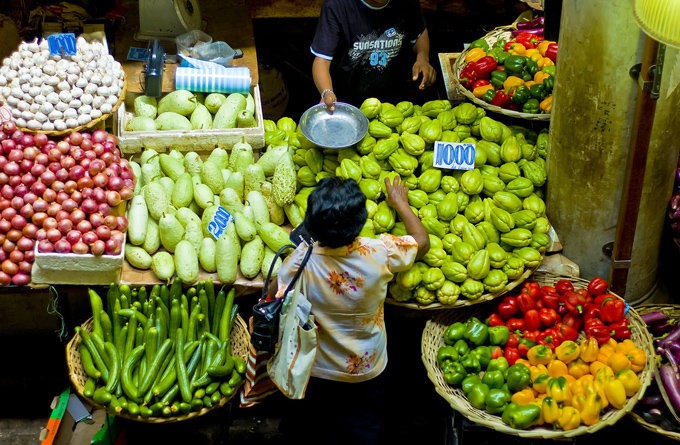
[127,47,150,62]
[432,141,476,170]
[47,33,77,56]
[207,206,234,240]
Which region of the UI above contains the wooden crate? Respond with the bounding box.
[438,52,466,103]
[115,85,265,154]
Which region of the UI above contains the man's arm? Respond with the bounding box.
[312,56,337,111]
[412,28,437,90]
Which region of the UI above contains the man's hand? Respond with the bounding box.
[412,60,437,90]
[321,89,336,112]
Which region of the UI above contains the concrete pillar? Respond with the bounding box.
[546,0,679,301]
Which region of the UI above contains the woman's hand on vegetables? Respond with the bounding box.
[384,176,409,210]
[412,60,437,90]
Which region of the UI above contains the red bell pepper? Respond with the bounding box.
[506,332,520,348]
[540,286,560,310]
[487,312,506,327]
[497,296,519,320]
[545,42,558,62]
[522,281,541,299]
[472,79,490,89]
[514,31,541,49]
[600,295,625,323]
[555,322,579,342]
[555,279,574,296]
[561,313,583,332]
[563,292,583,315]
[582,306,600,322]
[609,319,632,341]
[490,89,512,108]
[491,346,503,359]
[473,56,498,79]
[506,317,526,332]
[459,63,478,89]
[518,337,537,357]
[504,346,521,366]
[538,307,559,328]
[584,318,611,345]
[587,276,609,296]
[523,309,541,331]
[538,328,559,349]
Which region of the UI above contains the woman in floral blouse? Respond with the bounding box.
[275,176,429,444]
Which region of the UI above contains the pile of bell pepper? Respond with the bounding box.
[458,32,557,114]
[435,275,649,431]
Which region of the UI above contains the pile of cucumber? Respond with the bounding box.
[76,280,246,419]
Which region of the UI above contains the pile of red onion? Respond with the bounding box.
[0,121,135,286]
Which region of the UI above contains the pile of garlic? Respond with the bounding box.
[0,36,125,132]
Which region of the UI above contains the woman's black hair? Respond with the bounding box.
[303,177,367,248]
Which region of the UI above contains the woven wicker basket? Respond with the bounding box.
[386,265,535,310]
[66,313,250,423]
[628,304,680,438]
[421,272,656,438]
[17,78,127,137]
[453,27,551,121]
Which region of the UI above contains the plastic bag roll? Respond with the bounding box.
[175,66,251,94]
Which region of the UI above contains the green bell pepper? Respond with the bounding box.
[460,352,481,374]
[503,55,527,77]
[510,85,530,105]
[436,345,460,368]
[501,402,541,429]
[489,46,509,64]
[488,325,509,346]
[482,369,505,389]
[506,363,532,392]
[469,38,490,52]
[485,387,510,414]
[489,70,507,89]
[522,98,540,114]
[453,339,470,357]
[525,58,539,76]
[542,65,556,76]
[471,345,492,369]
[542,74,555,92]
[529,84,547,101]
[468,382,490,410]
[461,374,482,395]
[486,356,509,375]
[482,88,496,104]
[464,317,489,346]
[442,361,467,386]
[443,322,466,345]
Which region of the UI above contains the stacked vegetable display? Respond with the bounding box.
[125,139,294,284]
[272,98,550,306]
[74,280,246,419]
[457,27,557,114]
[434,276,649,432]
[0,122,134,285]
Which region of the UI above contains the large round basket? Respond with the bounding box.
[66,313,250,423]
[452,27,551,121]
[629,304,680,439]
[386,265,535,310]
[421,272,655,438]
[17,78,127,137]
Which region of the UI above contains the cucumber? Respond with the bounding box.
[144,181,170,221]
[125,245,152,270]
[159,213,185,253]
[239,236,264,279]
[234,211,257,242]
[174,240,199,284]
[142,218,161,255]
[215,230,239,285]
[127,195,149,245]
[171,172,194,208]
[212,93,247,129]
[199,237,217,273]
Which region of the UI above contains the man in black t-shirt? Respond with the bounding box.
[311,0,437,110]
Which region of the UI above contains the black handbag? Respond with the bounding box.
[250,243,313,352]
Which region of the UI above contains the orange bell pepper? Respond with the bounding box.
[503,75,525,90]
[548,359,569,377]
[540,96,553,113]
[542,57,555,68]
[511,387,536,405]
[607,352,631,372]
[626,348,647,373]
[568,358,591,379]
[616,368,642,397]
[555,340,580,364]
[464,47,486,63]
[557,406,581,431]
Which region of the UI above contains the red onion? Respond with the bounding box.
[69,165,86,181]
[0,219,11,233]
[11,195,24,209]
[19,204,33,219]
[16,236,34,252]
[0,198,9,210]
[19,134,34,148]
[105,238,121,256]
[23,146,39,160]
[37,239,53,253]
[42,188,57,203]
[1,259,18,275]
[60,156,75,170]
[30,163,45,177]
[21,223,37,239]
[70,190,82,203]
[80,138,92,152]
[92,188,106,203]
[11,273,30,286]
[0,271,10,285]
[8,149,23,162]
[19,159,33,173]
[40,170,56,185]
[116,216,128,232]
[68,132,84,146]
[95,225,111,241]
[11,130,24,143]
[21,172,35,187]
[32,213,47,227]
[103,215,118,230]
[56,191,69,204]
[72,240,89,254]
[30,181,46,196]
[65,229,81,245]
[106,190,121,207]
[61,198,77,213]
[101,152,115,166]
[2,207,16,220]
[0,172,8,185]
[18,261,32,275]
[77,177,94,190]
[46,228,61,243]
[1,138,16,153]
[93,173,108,188]
[42,217,58,230]
[6,229,21,243]
[33,133,48,148]
[54,239,71,253]
[57,218,73,235]
[55,168,69,182]
[8,175,19,187]
[13,212,29,229]
[4,161,19,176]
[23,249,33,262]
[48,149,61,163]
[81,198,98,214]
[90,239,105,256]
[56,140,70,154]
[71,148,85,162]
[89,213,103,227]
[1,184,13,199]
[98,203,110,215]
[13,184,27,199]
[70,209,86,225]
[2,239,15,252]
[110,230,125,245]
[82,230,97,245]
[119,187,133,201]
[35,153,48,166]
[9,249,23,263]
[92,130,107,144]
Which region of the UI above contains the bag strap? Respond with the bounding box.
[260,242,313,302]
[281,243,313,296]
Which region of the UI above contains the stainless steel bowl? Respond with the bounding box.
[299,102,369,149]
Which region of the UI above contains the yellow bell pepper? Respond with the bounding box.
[532,372,550,394]
[511,387,536,405]
[541,396,562,424]
[540,96,553,113]
[542,57,555,68]
[546,376,572,403]
[578,392,602,426]
[508,42,527,55]
[607,352,631,372]
[557,406,581,431]
[537,40,554,57]
[579,337,599,363]
[528,345,554,366]
[523,80,537,89]
[615,339,638,353]
[503,75,525,90]
[626,348,647,373]
[589,360,608,376]
[464,47,486,64]
[525,48,540,58]
[533,71,551,84]
[515,358,532,368]
[528,400,545,425]
[473,84,495,98]
[616,368,642,397]
[571,374,595,398]
[597,345,615,364]
[568,358,590,379]
[603,378,627,409]
[555,341,580,364]
[547,359,569,378]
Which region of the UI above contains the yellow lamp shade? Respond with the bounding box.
[634,0,680,47]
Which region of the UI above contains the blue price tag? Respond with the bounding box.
[127,47,150,62]
[47,33,77,56]
[432,141,476,170]
[207,206,234,240]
